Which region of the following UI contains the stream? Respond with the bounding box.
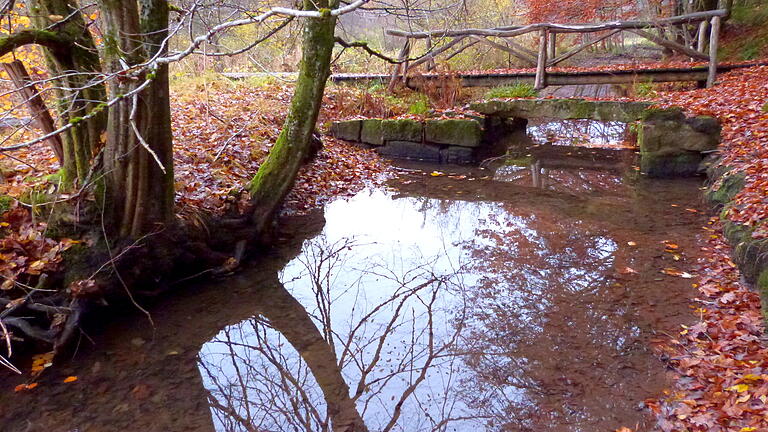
[0,120,707,432]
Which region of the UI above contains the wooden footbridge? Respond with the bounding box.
[329,62,761,89]
[224,9,764,90]
[356,9,734,90]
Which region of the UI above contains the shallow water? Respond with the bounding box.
[0,144,707,432]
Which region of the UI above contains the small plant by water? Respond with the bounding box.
[483,83,538,100]
[634,81,657,98]
[408,97,430,116]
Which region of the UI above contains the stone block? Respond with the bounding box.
[469,99,652,122]
[688,115,721,135]
[377,141,442,162]
[640,107,686,122]
[361,119,384,146]
[705,170,746,207]
[440,146,475,164]
[330,120,362,142]
[382,119,423,142]
[425,119,483,147]
[639,116,720,154]
[640,151,703,178]
[594,101,653,122]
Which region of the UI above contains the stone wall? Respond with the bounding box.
[329,117,523,164]
[705,166,768,326]
[330,98,721,176]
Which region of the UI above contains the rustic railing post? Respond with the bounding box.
[707,16,720,88]
[697,20,709,53]
[388,39,411,91]
[534,29,548,90]
[425,37,436,71]
[549,32,556,59]
[2,60,64,164]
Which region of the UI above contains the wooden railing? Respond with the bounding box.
[385,9,729,90]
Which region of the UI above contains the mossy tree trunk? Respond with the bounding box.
[26,0,107,185]
[247,0,338,235]
[9,1,174,240]
[100,0,175,239]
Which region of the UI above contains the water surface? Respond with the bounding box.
[0,148,706,432]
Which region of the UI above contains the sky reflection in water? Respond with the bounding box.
[197,178,681,432]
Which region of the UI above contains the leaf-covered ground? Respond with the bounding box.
[0,79,390,335]
[641,65,768,432]
[170,80,390,215]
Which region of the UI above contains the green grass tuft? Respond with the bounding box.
[634,81,657,98]
[0,195,13,215]
[408,98,430,116]
[483,83,538,100]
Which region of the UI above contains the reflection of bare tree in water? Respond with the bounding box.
[196,190,676,432]
[198,237,475,432]
[527,119,635,149]
[456,207,659,431]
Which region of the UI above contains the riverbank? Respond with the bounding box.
[645,64,768,431]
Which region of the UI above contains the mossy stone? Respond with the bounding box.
[731,236,768,284]
[469,99,652,121]
[377,141,441,162]
[706,171,746,207]
[688,116,721,136]
[360,119,384,146]
[425,119,483,147]
[640,107,686,122]
[330,120,362,142]
[722,220,752,246]
[567,99,597,119]
[505,156,535,167]
[758,269,768,328]
[381,119,423,142]
[640,151,703,178]
[639,116,720,154]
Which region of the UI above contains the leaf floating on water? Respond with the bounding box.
[30,352,54,377]
[661,268,694,279]
[14,383,38,392]
[429,171,444,177]
[131,384,151,400]
[63,376,78,383]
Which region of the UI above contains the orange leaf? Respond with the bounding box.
[13,383,38,392]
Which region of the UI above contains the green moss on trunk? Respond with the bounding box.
[248,1,339,235]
